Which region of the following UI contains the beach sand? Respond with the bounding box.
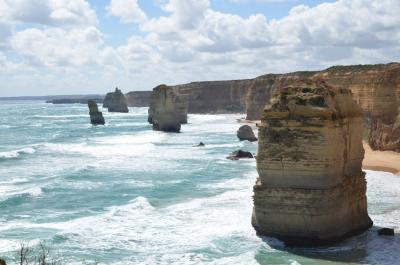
[363,142,400,176]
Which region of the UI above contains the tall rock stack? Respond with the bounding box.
[252,79,372,246]
[103,87,129,113]
[88,100,105,125]
[148,84,188,132]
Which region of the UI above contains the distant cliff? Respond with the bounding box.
[125,91,152,107]
[172,79,253,114]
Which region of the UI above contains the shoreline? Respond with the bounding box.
[363,142,400,176]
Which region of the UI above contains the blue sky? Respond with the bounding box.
[0,0,398,96]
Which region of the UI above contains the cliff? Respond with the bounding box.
[103,88,129,113]
[125,91,152,107]
[172,79,253,113]
[148,85,188,132]
[252,80,372,246]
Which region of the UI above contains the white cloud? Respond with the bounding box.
[0,0,97,27]
[10,26,105,68]
[106,0,147,24]
[1,0,400,96]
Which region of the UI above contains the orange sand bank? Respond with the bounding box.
[363,142,400,176]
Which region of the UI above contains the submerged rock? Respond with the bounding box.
[88,100,105,125]
[226,150,254,160]
[252,79,372,246]
[378,228,395,236]
[103,87,129,113]
[237,125,257,142]
[148,84,188,132]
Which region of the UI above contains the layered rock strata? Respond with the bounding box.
[88,100,105,125]
[148,85,188,132]
[252,80,372,246]
[103,88,129,113]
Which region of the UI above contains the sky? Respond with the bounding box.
[0,0,399,96]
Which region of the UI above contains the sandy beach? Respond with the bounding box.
[363,142,400,176]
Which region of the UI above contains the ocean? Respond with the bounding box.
[0,100,399,265]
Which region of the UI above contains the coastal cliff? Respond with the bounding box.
[172,79,253,114]
[125,91,152,107]
[148,85,188,132]
[252,80,372,246]
[103,88,129,113]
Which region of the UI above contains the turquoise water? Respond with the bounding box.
[0,101,399,265]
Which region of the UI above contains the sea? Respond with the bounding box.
[0,100,399,265]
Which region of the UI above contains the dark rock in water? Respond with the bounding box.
[103,87,129,113]
[195,142,205,147]
[237,125,257,142]
[0,258,6,265]
[378,228,395,236]
[227,150,254,160]
[88,100,105,125]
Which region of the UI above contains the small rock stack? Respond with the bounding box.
[88,100,105,125]
[103,87,129,113]
[148,84,188,132]
[252,79,372,246]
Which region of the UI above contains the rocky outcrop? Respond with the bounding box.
[148,85,188,132]
[227,150,254,160]
[125,91,152,107]
[237,125,257,142]
[369,109,400,152]
[88,100,105,125]
[103,88,129,113]
[252,80,372,246]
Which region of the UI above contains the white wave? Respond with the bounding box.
[0,147,36,159]
[42,142,155,157]
[33,114,88,118]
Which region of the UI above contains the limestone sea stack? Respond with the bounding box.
[148,84,188,132]
[252,79,372,246]
[237,125,257,142]
[103,87,129,113]
[88,100,105,125]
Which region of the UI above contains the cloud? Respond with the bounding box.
[0,0,97,27]
[1,0,400,96]
[106,0,147,24]
[10,26,106,68]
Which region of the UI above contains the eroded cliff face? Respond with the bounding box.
[148,85,188,132]
[173,79,253,114]
[252,80,372,246]
[369,109,400,152]
[125,91,152,107]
